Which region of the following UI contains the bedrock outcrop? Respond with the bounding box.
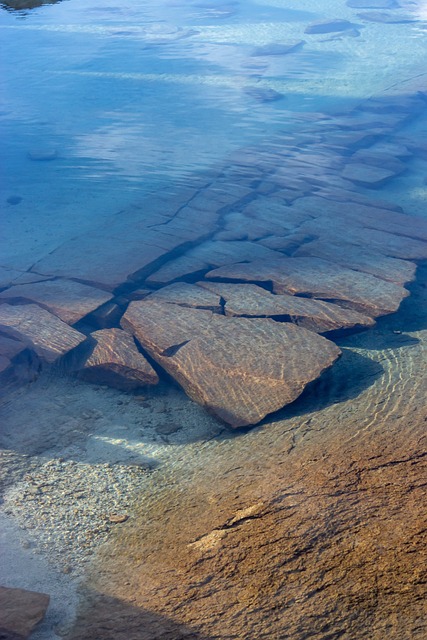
[121,300,341,427]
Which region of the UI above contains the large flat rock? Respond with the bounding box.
[295,239,416,285]
[199,281,375,333]
[147,282,222,312]
[0,586,49,640]
[78,328,159,390]
[121,300,341,427]
[206,257,409,317]
[0,279,113,325]
[0,304,86,363]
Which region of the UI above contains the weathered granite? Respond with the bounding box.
[121,300,341,427]
[78,328,158,390]
[206,257,409,317]
[0,586,49,640]
[0,304,86,363]
[0,279,113,325]
[147,283,222,312]
[198,281,375,333]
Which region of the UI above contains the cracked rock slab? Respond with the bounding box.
[78,328,159,390]
[0,304,86,363]
[198,281,375,333]
[206,257,409,317]
[0,279,113,325]
[121,300,341,427]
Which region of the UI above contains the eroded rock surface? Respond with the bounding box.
[121,300,341,427]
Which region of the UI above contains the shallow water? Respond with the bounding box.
[1,0,427,638]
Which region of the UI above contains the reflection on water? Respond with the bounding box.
[0,0,427,638]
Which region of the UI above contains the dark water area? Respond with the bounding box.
[0,0,427,638]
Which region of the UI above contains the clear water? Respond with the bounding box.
[1,0,427,638]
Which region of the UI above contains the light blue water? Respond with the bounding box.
[1,0,427,266]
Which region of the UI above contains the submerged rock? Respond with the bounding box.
[0,279,113,325]
[198,281,375,333]
[341,162,402,187]
[357,11,415,22]
[206,257,409,317]
[0,586,49,640]
[121,300,341,427]
[78,328,159,390]
[250,41,304,56]
[305,20,360,34]
[243,86,284,102]
[0,303,86,363]
[347,0,399,7]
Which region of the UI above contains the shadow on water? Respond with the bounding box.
[65,588,212,640]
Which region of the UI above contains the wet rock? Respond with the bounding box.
[0,279,113,325]
[0,585,49,639]
[0,334,28,360]
[305,19,360,34]
[0,303,86,363]
[121,300,341,427]
[341,162,402,187]
[86,301,123,329]
[78,328,159,390]
[295,239,416,285]
[206,257,409,317]
[147,282,222,312]
[250,41,304,56]
[198,281,375,333]
[243,86,284,102]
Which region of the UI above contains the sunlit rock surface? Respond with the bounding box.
[0,279,112,325]
[0,304,86,363]
[121,300,341,427]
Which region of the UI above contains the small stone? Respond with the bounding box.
[108,514,129,524]
[6,195,22,205]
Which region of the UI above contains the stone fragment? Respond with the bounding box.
[0,304,86,363]
[147,283,222,312]
[0,279,113,325]
[198,281,375,333]
[305,20,359,34]
[78,328,158,390]
[250,41,305,56]
[86,302,123,329]
[0,585,49,639]
[206,257,409,317]
[295,239,416,285]
[121,300,341,427]
[341,162,400,187]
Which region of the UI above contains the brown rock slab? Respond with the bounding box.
[121,300,341,427]
[147,283,222,312]
[206,257,409,317]
[0,304,86,363]
[0,585,50,639]
[198,281,375,333]
[0,279,113,325]
[79,328,158,390]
